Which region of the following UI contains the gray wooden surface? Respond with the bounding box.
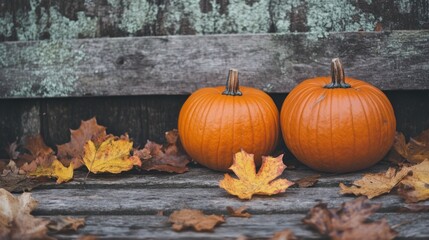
[30,163,429,239]
[1,31,429,98]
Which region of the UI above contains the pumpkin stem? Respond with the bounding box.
[324,58,351,89]
[222,69,242,96]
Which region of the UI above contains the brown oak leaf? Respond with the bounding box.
[48,216,85,233]
[271,229,297,240]
[339,167,411,199]
[134,130,190,173]
[226,206,251,218]
[168,209,225,232]
[219,150,294,200]
[393,130,429,164]
[0,188,52,240]
[296,174,321,188]
[303,197,397,240]
[57,117,107,169]
[398,159,429,203]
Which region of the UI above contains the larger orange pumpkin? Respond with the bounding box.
[178,69,279,171]
[280,58,396,173]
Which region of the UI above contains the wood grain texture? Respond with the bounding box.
[1,31,429,98]
[27,163,429,239]
[44,213,429,239]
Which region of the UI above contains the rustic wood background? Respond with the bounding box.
[1,0,429,157]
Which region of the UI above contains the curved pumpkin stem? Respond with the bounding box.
[222,69,242,96]
[324,58,351,89]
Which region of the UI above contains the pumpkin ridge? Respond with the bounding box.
[215,95,228,170]
[346,90,357,162]
[198,94,219,165]
[354,90,372,162]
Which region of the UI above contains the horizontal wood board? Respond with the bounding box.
[25,164,429,239]
[1,31,429,98]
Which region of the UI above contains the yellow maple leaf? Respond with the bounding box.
[82,137,142,174]
[26,159,74,184]
[398,159,429,203]
[219,150,294,200]
[339,167,411,199]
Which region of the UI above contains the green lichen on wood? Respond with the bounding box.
[5,0,97,41]
[6,41,85,97]
[118,0,158,35]
[306,0,379,39]
[0,12,14,38]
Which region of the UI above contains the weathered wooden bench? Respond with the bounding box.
[1,1,429,239]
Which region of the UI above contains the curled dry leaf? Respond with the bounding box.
[0,188,51,240]
[271,229,297,240]
[219,150,294,200]
[57,117,107,169]
[133,130,190,173]
[48,216,85,233]
[303,197,397,240]
[296,174,321,188]
[398,159,429,203]
[393,130,429,164]
[168,209,225,232]
[83,136,141,174]
[339,167,411,199]
[226,206,251,218]
[0,161,42,193]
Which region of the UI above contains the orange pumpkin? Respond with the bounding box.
[280,58,396,173]
[178,69,279,171]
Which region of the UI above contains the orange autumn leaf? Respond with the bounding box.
[219,150,294,200]
[339,167,411,199]
[57,117,107,169]
[393,130,429,164]
[82,136,141,174]
[398,159,429,203]
[168,209,225,232]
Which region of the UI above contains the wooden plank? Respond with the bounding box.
[41,162,392,189]
[30,186,429,216]
[1,0,428,41]
[0,31,428,98]
[43,213,429,239]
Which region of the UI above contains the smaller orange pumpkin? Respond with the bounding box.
[280,58,396,173]
[178,69,279,171]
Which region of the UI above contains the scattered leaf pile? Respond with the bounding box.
[271,229,297,240]
[303,197,397,240]
[133,130,190,173]
[393,130,429,163]
[340,159,429,202]
[226,206,251,218]
[296,174,320,188]
[219,150,294,200]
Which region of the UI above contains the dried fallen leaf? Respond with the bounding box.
[219,150,294,200]
[394,130,429,164]
[82,136,141,174]
[6,140,20,160]
[57,117,107,169]
[339,167,411,199]
[398,159,429,203]
[48,216,85,233]
[21,156,74,184]
[168,209,225,232]
[0,188,51,240]
[296,174,320,188]
[271,229,297,240]
[226,206,251,218]
[134,130,190,173]
[0,161,42,192]
[19,135,73,184]
[303,197,397,240]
